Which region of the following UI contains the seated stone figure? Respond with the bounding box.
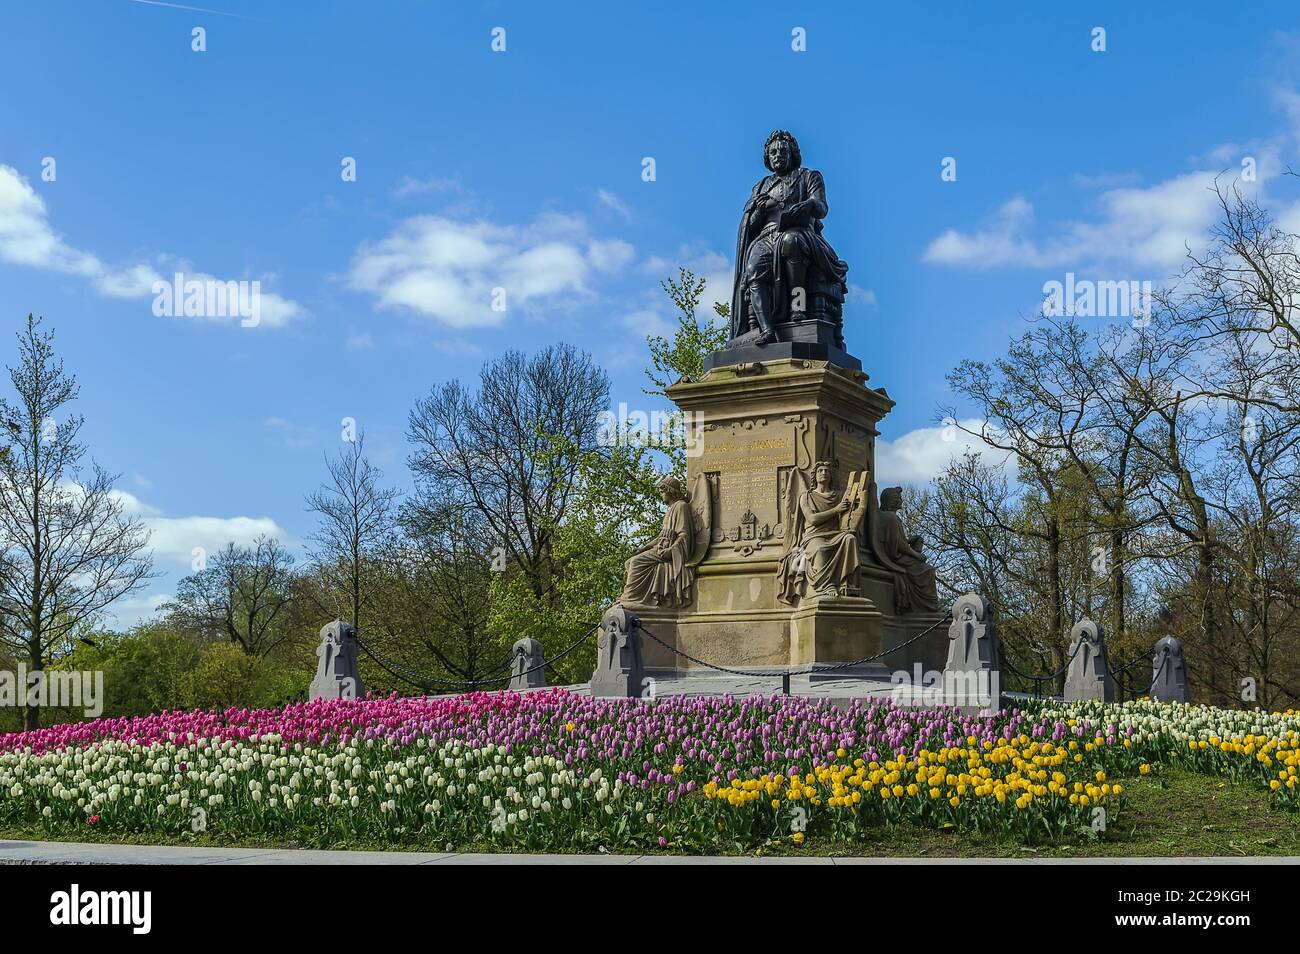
[777,461,863,602]
[730,129,849,346]
[620,476,699,607]
[869,485,939,613]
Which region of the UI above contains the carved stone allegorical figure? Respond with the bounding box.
[869,484,939,613]
[731,130,850,346]
[777,461,867,602]
[619,475,713,608]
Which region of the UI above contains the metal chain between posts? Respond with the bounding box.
[355,623,599,694]
[1000,638,1085,695]
[636,612,952,685]
[1108,650,1151,677]
[1114,653,1168,700]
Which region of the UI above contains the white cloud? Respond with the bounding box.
[0,163,304,328]
[347,212,631,328]
[847,284,878,310]
[619,307,675,339]
[596,188,633,219]
[642,248,733,318]
[587,238,635,273]
[922,170,1238,273]
[111,487,162,517]
[102,591,173,630]
[263,416,318,449]
[107,486,292,564]
[393,174,462,198]
[923,122,1300,275]
[875,418,1009,485]
[145,515,291,566]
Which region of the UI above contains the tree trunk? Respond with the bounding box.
[23,640,42,731]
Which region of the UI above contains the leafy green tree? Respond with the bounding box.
[488,438,663,684]
[164,537,298,657]
[644,266,730,398]
[487,269,729,683]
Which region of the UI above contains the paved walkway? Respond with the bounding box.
[1,840,1293,865]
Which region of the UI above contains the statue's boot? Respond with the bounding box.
[748,284,777,344]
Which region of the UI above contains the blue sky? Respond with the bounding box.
[3,1,1300,625]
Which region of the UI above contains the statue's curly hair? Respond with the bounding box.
[656,475,686,500]
[763,129,802,171]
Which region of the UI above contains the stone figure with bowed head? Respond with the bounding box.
[619,474,712,608]
[1064,619,1115,703]
[777,461,866,603]
[1150,635,1191,703]
[310,619,364,701]
[509,637,546,691]
[730,129,849,346]
[867,484,939,613]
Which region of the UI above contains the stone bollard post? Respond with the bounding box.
[942,593,1001,711]
[1063,618,1116,702]
[310,620,364,701]
[590,605,645,698]
[509,637,547,691]
[1150,635,1191,703]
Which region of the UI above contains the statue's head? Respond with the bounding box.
[881,486,903,510]
[657,475,685,502]
[813,460,833,486]
[764,130,801,173]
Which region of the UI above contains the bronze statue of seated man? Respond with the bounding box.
[730,129,849,346]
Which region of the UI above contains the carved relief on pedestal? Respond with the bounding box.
[728,508,774,556]
[694,415,792,562]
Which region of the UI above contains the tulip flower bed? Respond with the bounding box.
[1031,698,1300,812]
[0,691,1294,854]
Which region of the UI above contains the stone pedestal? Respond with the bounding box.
[508,637,547,691]
[790,594,883,668]
[1150,635,1191,703]
[310,620,364,702]
[590,606,646,698]
[629,357,945,675]
[1063,619,1115,702]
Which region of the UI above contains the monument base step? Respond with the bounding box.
[703,339,862,372]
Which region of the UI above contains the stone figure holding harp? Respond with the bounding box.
[777,462,868,602]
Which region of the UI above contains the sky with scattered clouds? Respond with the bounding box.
[3,2,1300,627]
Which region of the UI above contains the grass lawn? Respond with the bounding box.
[3,766,1297,858]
